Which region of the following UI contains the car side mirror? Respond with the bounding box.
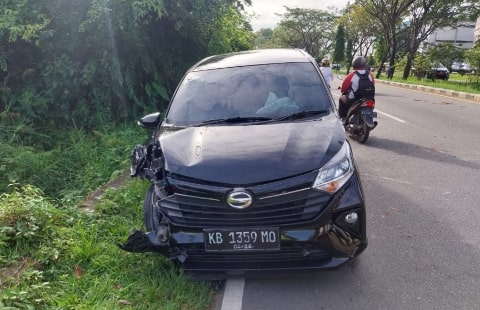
[138,112,161,129]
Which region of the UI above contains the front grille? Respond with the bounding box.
[160,173,332,227]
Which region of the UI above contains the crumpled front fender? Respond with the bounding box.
[130,145,148,178]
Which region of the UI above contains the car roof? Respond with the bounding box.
[190,48,314,72]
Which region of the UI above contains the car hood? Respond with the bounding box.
[159,116,345,185]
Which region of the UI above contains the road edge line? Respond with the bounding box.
[220,278,245,310]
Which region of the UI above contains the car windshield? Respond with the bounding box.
[165,63,332,126]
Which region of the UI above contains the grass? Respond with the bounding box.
[377,71,480,94]
[0,127,145,201]
[0,126,215,310]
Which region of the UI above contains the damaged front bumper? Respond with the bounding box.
[118,221,366,273]
[118,229,182,258]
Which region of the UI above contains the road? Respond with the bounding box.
[215,81,480,310]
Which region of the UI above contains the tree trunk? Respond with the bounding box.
[403,52,414,80]
[387,42,397,80]
[375,54,390,79]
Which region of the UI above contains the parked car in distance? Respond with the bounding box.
[459,62,472,74]
[451,62,461,72]
[120,48,368,278]
[428,63,450,80]
[451,61,476,75]
[332,63,341,70]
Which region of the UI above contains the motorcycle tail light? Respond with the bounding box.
[365,100,375,107]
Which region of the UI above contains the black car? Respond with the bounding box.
[120,49,367,277]
[428,63,450,80]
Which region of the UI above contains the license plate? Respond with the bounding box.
[361,111,377,118]
[204,228,280,251]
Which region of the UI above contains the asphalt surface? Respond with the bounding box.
[215,79,480,310]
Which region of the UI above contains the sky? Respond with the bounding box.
[244,0,350,31]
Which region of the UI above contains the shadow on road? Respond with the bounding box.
[365,137,480,170]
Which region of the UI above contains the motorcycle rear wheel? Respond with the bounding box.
[355,121,370,143]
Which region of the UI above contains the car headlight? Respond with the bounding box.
[312,141,354,193]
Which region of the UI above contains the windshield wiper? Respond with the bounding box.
[195,116,273,126]
[275,110,328,121]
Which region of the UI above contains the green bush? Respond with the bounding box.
[0,126,146,201]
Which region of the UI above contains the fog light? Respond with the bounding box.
[344,212,358,224]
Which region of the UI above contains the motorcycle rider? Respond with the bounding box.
[339,56,375,122]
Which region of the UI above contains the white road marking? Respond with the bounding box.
[221,278,245,310]
[375,109,406,123]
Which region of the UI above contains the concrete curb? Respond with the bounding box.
[376,79,480,103]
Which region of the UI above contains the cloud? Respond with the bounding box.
[244,0,349,31]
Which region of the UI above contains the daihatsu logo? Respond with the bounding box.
[227,190,252,209]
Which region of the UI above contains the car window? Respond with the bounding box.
[166,63,331,126]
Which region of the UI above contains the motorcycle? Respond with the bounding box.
[336,75,378,143]
[343,97,378,143]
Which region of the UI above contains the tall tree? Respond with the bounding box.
[208,6,255,54]
[345,39,353,72]
[464,44,480,83]
[333,25,346,66]
[277,7,337,58]
[426,42,465,67]
[373,35,390,77]
[339,4,380,72]
[357,0,416,79]
[401,0,475,79]
[254,28,284,48]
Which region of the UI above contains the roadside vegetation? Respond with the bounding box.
[377,71,480,94]
[0,125,214,309]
